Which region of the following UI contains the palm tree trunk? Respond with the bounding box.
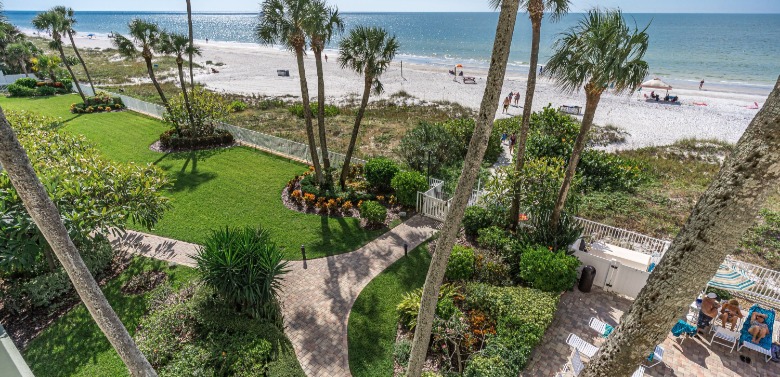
[177,62,196,130]
[19,58,28,77]
[68,30,95,95]
[57,43,85,102]
[186,0,195,89]
[405,1,521,376]
[313,47,331,171]
[0,107,158,377]
[339,76,372,189]
[509,10,543,230]
[582,76,780,377]
[145,58,170,111]
[549,86,601,232]
[295,46,323,183]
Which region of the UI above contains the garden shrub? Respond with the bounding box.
[518,246,580,292]
[396,122,460,177]
[365,157,399,192]
[7,84,35,97]
[396,284,457,330]
[463,355,512,377]
[288,103,339,118]
[14,77,38,88]
[359,200,386,226]
[445,245,475,281]
[71,93,125,113]
[229,100,248,112]
[579,150,647,192]
[474,251,512,286]
[194,226,289,322]
[158,128,234,150]
[393,339,412,367]
[35,85,57,96]
[517,201,582,253]
[462,206,493,238]
[391,170,428,207]
[477,226,514,253]
[163,87,230,139]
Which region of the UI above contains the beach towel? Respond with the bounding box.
[671,319,697,337]
[740,304,775,350]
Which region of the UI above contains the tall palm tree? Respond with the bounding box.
[6,41,39,76]
[159,32,200,129]
[307,1,343,173]
[337,26,398,189]
[186,0,195,88]
[54,6,96,95]
[256,0,324,184]
[508,0,570,230]
[582,77,780,376]
[405,1,522,375]
[545,8,649,231]
[113,20,170,110]
[0,107,158,376]
[32,9,86,101]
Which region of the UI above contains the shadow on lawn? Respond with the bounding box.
[154,149,228,192]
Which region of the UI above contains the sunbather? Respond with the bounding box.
[748,311,770,344]
[719,299,743,331]
[698,292,720,330]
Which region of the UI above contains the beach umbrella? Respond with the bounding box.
[640,77,673,91]
[455,64,463,68]
[707,263,756,291]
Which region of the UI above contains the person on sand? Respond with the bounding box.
[748,311,769,343]
[514,92,520,106]
[509,134,516,151]
[502,96,511,113]
[718,299,743,331]
[697,292,720,331]
[325,54,328,63]
[508,91,514,100]
[699,79,704,90]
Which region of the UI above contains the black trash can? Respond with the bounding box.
[579,265,596,293]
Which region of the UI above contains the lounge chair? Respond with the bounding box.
[560,348,646,377]
[642,345,664,368]
[566,333,599,358]
[711,326,739,353]
[589,317,614,338]
[737,304,776,362]
[463,76,476,84]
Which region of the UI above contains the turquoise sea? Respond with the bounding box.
[7,11,780,92]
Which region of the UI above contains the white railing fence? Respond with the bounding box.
[576,217,671,256]
[417,176,485,221]
[80,87,366,168]
[726,256,780,309]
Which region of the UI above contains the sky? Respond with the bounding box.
[4,0,780,13]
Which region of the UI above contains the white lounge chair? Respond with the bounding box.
[589,317,613,338]
[566,333,599,358]
[561,348,646,377]
[711,326,739,352]
[642,345,664,368]
[632,366,646,377]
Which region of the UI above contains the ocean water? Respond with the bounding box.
[7,11,780,91]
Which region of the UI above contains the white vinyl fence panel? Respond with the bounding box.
[573,249,650,300]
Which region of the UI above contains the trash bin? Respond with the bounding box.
[579,265,596,293]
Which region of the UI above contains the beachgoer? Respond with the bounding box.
[502,96,510,113]
[501,132,508,144]
[325,54,328,63]
[697,292,720,330]
[508,91,514,100]
[539,66,544,75]
[699,80,704,90]
[514,92,520,105]
[718,299,743,331]
[748,311,769,343]
[510,134,517,150]
[206,38,209,43]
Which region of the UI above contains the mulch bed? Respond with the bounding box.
[281,186,408,229]
[120,270,168,295]
[148,140,237,153]
[0,254,134,350]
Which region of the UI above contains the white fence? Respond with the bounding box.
[576,217,671,255]
[84,87,366,168]
[727,256,780,308]
[574,249,650,299]
[416,177,486,221]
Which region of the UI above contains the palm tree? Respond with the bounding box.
[54,6,97,95]
[508,0,570,230]
[0,107,158,376]
[545,8,649,232]
[159,32,200,129]
[583,77,780,376]
[337,26,398,189]
[32,9,86,101]
[256,0,324,184]
[113,20,170,110]
[307,0,343,173]
[405,1,522,375]
[6,41,39,76]
[186,0,195,88]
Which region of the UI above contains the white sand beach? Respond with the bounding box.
[68,35,771,150]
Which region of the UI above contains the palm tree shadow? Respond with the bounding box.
[155,148,227,192]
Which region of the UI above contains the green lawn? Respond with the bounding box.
[22,258,197,377]
[347,244,431,377]
[0,95,383,259]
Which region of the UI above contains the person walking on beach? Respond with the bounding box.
[514,92,520,106]
[539,65,544,75]
[325,54,328,63]
[699,79,705,90]
[510,134,517,151]
[502,96,511,113]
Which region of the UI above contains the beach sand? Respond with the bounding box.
[67,35,771,151]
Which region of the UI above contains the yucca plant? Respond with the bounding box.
[194,226,290,323]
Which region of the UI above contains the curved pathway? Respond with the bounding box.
[111,215,439,377]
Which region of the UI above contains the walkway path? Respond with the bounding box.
[111,215,439,377]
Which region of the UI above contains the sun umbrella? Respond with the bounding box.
[640,78,673,91]
[455,64,463,68]
[708,263,756,291]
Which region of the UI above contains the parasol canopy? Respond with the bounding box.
[640,78,673,91]
[455,64,463,68]
[708,263,755,291]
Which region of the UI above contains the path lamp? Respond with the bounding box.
[404,243,408,257]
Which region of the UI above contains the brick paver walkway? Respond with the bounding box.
[112,215,439,377]
[524,288,780,377]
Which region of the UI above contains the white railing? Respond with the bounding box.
[417,177,485,221]
[576,217,671,255]
[727,256,780,308]
[86,88,366,168]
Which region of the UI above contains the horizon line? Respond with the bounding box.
[4,10,780,15]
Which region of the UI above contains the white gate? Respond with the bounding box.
[417,192,449,221]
